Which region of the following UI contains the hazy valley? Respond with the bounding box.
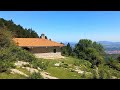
[63,41,120,54]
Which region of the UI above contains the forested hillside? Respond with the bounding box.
[0,18,39,38]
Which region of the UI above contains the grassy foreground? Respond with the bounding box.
[39,57,93,79]
[0,73,26,79]
[0,56,120,79]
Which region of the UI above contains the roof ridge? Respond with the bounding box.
[43,38,62,45]
[13,38,64,47]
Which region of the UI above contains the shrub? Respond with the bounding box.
[23,64,31,67]
[61,61,64,63]
[74,60,80,66]
[0,45,38,63]
[31,60,49,70]
[0,28,14,50]
[91,69,98,79]
[70,69,74,72]
[61,63,68,68]
[27,72,43,79]
[0,61,15,73]
[9,46,37,62]
[74,59,92,68]
[106,58,120,71]
[81,72,86,79]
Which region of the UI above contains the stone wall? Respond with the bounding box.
[34,52,65,59]
[29,46,62,53]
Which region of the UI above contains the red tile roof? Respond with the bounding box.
[13,38,64,47]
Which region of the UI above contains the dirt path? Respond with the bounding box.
[40,72,58,79]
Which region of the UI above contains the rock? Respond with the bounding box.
[15,61,29,67]
[54,63,60,67]
[40,72,58,79]
[112,76,117,79]
[37,67,41,71]
[74,69,84,74]
[10,69,28,77]
[24,67,39,74]
[44,72,50,75]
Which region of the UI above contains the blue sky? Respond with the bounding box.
[0,11,120,42]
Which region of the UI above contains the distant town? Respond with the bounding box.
[105,50,120,54]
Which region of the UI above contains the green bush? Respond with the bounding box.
[31,60,49,70]
[27,72,43,79]
[74,60,80,66]
[0,61,15,73]
[74,59,92,68]
[61,61,64,63]
[91,69,99,79]
[61,63,68,68]
[0,48,15,62]
[70,69,74,72]
[23,64,31,67]
[0,28,14,50]
[106,58,120,71]
[0,45,38,63]
[0,47,16,73]
[9,46,37,62]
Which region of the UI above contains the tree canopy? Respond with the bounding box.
[61,43,72,56]
[0,18,39,38]
[61,39,105,67]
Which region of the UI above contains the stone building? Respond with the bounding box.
[13,34,64,55]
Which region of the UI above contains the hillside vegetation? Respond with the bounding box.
[0,18,39,38]
[0,18,120,79]
[0,28,44,79]
[61,40,120,79]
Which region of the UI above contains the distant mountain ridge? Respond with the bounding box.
[62,41,120,51]
[97,41,120,45]
[62,42,77,48]
[97,41,120,51]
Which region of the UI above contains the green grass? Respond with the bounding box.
[24,56,120,79]
[38,58,59,67]
[61,57,80,64]
[38,57,93,79]
[46,67,82,79]
[0,72,26,79]
[39,57,84,79]
[39,57,81,66]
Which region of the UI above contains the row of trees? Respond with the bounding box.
[0,18,39,38]
[0,18,52,40]
[61,39,105,67]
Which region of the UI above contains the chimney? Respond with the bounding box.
[41,33,45,39]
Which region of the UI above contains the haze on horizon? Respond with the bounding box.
[0,11,120,43]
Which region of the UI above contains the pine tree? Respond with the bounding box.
[45,36,48,39]
[0,18,39,38]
